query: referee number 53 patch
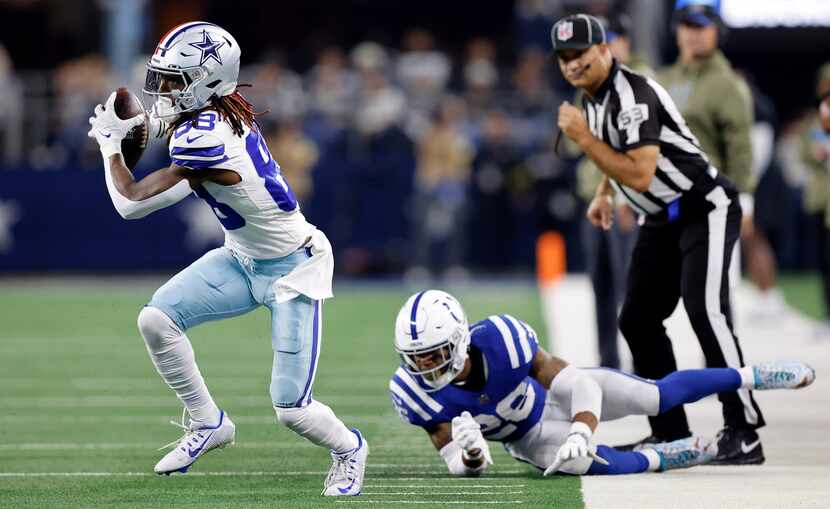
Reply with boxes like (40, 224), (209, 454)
(618, 104), (649, 130)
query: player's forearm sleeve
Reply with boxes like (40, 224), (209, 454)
(104, 157), (191, 220)
(439, 441), (488, 477)
(551, 365), (603, 421)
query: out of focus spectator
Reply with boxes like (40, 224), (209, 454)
(658, 1), (785, 319)
(798, 63), (830, 338)
(513, 0), (563, 51)
(327, 42), (414, 274)
(351, 42), (406, 137)
(241, 54), (306, 132)
(266, 120), (319, 206)
(305, 46), (358, 145)
(409, 95), (474, 280)
(469, 109), (523, 270)
(462, 38), (501, 123)
(0, 44), (23, 165)
(53, 54), (113, 169)
(507, 48), (556, 153)
(396, 28), (451, 139)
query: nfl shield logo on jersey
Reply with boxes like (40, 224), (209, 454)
(557, 21), (573, 41)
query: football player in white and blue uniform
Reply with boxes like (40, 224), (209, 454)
(389, 290), (815, 476)
(87, 22), (366, 496)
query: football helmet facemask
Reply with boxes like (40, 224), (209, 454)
(394, 290), (471, 392)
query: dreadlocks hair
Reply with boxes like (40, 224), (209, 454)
(167, 84), (267, 138)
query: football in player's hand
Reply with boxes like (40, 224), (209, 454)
(113, 87), (148, 168)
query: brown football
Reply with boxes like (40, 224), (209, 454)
(113, 87), (148, 169)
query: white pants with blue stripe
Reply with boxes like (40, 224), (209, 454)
(504, 368), (659, 473)
(148, 246), (322, 408)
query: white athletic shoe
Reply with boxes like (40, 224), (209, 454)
(322, 429), (368, 496)
(154, 409), (235, 475)
(644, 436), (717, 471)
(752, 362), (815, 390)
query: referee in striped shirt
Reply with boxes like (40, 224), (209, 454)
(552, 13), (764, 463)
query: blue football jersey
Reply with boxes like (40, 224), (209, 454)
(389, 314), (546, 443)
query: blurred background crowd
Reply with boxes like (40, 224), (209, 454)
(0, 0), (828, 297)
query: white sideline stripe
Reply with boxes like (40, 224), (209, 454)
(395, 368), (443, 413)
(337, 501), (524, 505)
(503, 314), (532, 363)
(369, 485), (526, 488)
(488, 315), (519, 368)
(389, 379), (432, 421)
(363, 491), (525, 496)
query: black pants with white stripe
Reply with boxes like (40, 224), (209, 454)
(618, 180), (765, 438)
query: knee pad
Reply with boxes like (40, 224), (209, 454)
(137, 306), (182, 351)
(270, 376), (304, 408)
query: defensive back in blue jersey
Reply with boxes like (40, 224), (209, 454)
(389, 314), (547, 443)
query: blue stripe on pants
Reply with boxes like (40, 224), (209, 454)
(657, 368), (741, 414)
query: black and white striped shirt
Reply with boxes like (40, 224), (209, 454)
(581, 59), (718, 217)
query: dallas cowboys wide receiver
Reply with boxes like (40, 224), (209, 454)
(87, 22), (367, 496)
(389, 290), (815, 476)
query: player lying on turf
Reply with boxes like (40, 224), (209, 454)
(388, 290), (815, 476)
(86, 22), (366, 495)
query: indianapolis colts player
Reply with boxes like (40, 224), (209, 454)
(87, 22), (366, 496)
(389, 290), (815, 476)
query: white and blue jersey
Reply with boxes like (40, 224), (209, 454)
(389, 315), (546, 443)
(169, 111), (314, 259)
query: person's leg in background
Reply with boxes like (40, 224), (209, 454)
(618, 222), (690, 445)
(814, 213), (830, 338)
(583, 218), (620, 369)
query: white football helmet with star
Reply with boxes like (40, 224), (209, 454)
(144, 21), (241, 120)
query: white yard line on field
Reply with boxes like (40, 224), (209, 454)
(0, 471), (531, 478)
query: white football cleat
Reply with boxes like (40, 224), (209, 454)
(322, 429), (369, 496)
(154, 409), (235, 475)
(643, 436), (717, 471)
(752, 362), (815, 390)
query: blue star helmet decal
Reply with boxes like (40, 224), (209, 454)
(189, 30), (225, 66)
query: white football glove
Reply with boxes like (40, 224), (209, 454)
(543, 425), (608, 476)
(451, 411), (493, 465)
(87, 92), (145, 159)
(147, 111), (169, 140)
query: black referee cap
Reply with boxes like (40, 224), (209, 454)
(551, 14), (607, 52)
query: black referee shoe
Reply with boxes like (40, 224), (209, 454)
(709, 427), (765, 465)
(615, 433), (692, 452)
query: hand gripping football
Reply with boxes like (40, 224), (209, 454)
(113, 87), (148, 168)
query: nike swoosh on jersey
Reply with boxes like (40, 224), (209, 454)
(102, 133), (112, 138)
(740, 439), (761, 454)
(186, 134), (205, 143)
(187, 431), (215, 458)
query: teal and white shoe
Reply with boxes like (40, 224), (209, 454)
(645, 436), (717, 471)
(752, 362), (815, 390)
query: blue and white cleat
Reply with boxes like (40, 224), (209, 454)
(154, 409), (235, 475)
(752, 362), (815, 390)
(645, 436), (717, 471)
(322, 429), (369, 496)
